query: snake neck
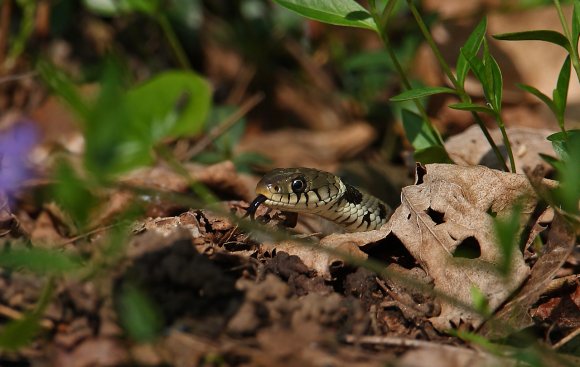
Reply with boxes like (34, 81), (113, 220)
(312, 182), (391, 232)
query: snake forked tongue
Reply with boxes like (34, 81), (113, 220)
(246, 194), (267, 220)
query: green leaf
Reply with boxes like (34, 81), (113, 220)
(401, 109), (451, 163)
(457, 18), (487, 88)
(539, 153), (561, 170)
(117, 284), (163, 342)
(460, 47), (485, 87)
(493, 30), (570, 52)
(449, 102), (495, 115)
(493, 203), (522, 276)
(481, 39), (502, 112)
(0, 248), (82, 275)
(517, 83), (556, 114)
(557, 132), (580, 214)
(125, 71), (211, 140)
(489, 54), (503, 112)
(272, 0), (376, 31)
(84, 62), (152, 178)
(546, 130), (580, 215)
(414, 146), (453, 164)
(547, 129), (580, 162)
(390, 86), (457, 101)
(0, 314), (41, 350)
(553, 56), (571, 121)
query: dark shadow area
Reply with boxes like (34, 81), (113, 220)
(361, 232), (418, 270)
(114, 238), (244, 337)
(426, 207), (445, 225)
(453, 236), (481, 259)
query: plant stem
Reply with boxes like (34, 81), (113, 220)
(406, 0), (510, 171)
(554, 0), (580, 85)
(495, 113), (516, 173)
(407, 1), (460, 91)
(369, 0), (445, 146)
(156, 14), (191, 70)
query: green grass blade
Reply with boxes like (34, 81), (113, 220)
(553, 56), (571, 123)
(517, 83), (556, 114)
(457, 18), (487, 88)
(390, 86), (457, 101)
(0, 248), (83, 275)
(493, 30), (570, 51)
(449, 102), (495, 116)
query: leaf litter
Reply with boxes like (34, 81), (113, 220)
(1, 153), (578, 366)
(1, 3), (579, 365)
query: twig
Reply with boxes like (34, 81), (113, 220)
(184, 92), (264, 159)
(57, 223), (120, 246)
(0, 70), (38, 84)
(553, 327), (580, 350)
(0, 304), (53, 329)
(344, 334), (461, 351)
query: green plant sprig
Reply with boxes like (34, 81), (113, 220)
(368, 0), (446, 149)
(402, 2), (513, 172)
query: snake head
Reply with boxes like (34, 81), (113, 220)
(253, 167), (343, 211)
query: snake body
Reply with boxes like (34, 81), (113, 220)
(248, 168), (392, 232)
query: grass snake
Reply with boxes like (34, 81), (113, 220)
(247, 168), (393, 232)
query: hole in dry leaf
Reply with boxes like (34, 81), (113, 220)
(486, 206), (497, 218)
(361, 233), (417, 269)
(425, 207), (445, 225)
(453, 236), (481, 259)
(415, 163), (427, 185)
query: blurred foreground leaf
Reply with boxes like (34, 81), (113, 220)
(126, 71), (211, 140)
(493, 203), (522, 276)
(117, 284), (163, 342)
(390, 86), (456, 101)
(0, 248), (82, 275)
(0, 314), (41, 350)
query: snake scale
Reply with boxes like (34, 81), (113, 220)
(247, 168), (393, 232)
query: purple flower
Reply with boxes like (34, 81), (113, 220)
(0, 121), (39, 197)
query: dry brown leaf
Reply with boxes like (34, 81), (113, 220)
(445, 126), (556, 172)
(389, 164), (539, 330)
(122, 161), (254, 201)
(52, 337), (129, 367)
(397, 345), (515, 367)
(315, 164), (548, 331)
(264, 238), (368, 280)
(237, 123), (375, 171)
(479, 214), (576, 338)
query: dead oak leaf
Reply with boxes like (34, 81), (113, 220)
(323, 164), (544, 331)
(387, 163), (540, 330)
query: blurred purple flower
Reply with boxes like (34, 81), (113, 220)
(0, 121), (39, 196)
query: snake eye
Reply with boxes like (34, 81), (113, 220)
(291, 178), (306, 193)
